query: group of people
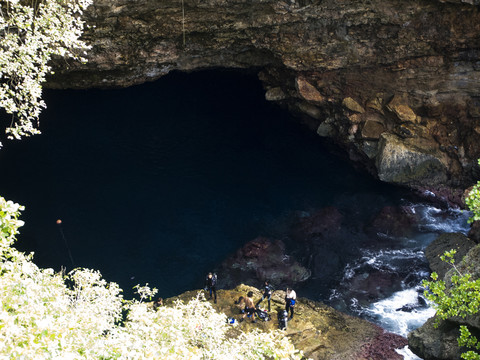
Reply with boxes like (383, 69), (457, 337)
(204, 273), (297, 324)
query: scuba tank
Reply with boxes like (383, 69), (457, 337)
(278, 310), (288, 330)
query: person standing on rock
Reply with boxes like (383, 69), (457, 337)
(239, 291), (257, 323)
(256, 280), (273, 312)
(205, 272), (217, 304)
(285, 287), (296, 320)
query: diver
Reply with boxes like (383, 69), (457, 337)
(256, 280), (273, 312)
(238, 291), (257, 323)
(205, 272), (217, 304)
(285, 287), (296, 320)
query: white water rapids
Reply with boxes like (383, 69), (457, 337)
(328, 201), (471, 360)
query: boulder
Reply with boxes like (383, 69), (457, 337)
(409, 244), (480, 359)
(296, 77), (325, 103)
(290, 207), (343, 242)
(408, 317), (465, 360)
(361, 120), (385, 140)
(387, 95), (418, 123)
(376, 133), (448, 187)
(216, 237), (311, 290)
(342, 97), (365, 113)
(289, 208), (358, 287)
(165, 284), (408, 360)
(425, 232), (476, 279)
(298, 101), (322, 120)
(317, 120), (336, 137)
(365, 205), (417, 238)
(265, 87), (286, 101)
(468, 221), (480, 243)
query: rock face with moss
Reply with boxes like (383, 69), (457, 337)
(48, 0), (480, 197)
(165, 284), (407, 360)
(408, 239), (480, 359)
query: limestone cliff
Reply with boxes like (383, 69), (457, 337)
(48, 0), (480, 197)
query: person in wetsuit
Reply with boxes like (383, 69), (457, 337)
(205, 272), (217, 304)
(256, 280), (273, 312)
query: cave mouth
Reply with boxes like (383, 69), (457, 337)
(0, 69), (456, 315)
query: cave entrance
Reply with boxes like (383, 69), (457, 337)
(0, 70), (465, 338)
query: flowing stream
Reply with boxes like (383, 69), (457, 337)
(0, 70), (470, 358)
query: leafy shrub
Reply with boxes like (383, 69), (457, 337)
(0, 0), (92, 146)
(423, 250), (480, 360)
(0, 196), (303, 359)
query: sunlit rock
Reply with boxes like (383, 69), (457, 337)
(166, 284), (408, 360)
(342, 97), (365, 114)
(376, 133), (448, 186)
(296, 77), (325, 103)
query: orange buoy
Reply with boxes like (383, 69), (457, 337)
(56, 219), (62, 225)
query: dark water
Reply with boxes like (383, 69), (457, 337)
(0, 70), (408, 299)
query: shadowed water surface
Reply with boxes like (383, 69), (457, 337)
(0, 70), (412, 299)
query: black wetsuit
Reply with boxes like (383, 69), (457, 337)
(205, 274), (217, 303)
(256, 283), (273, 311)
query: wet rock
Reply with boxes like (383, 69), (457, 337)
(166, 284), (408, 360)
(357, 331), (408, 360)
(409, 244), (480, 359)
(468, 221), (480, 243)
(289, 208), (357, 287)
(425, 232), (476, 279)
(365, 205), (416, 238)
(216, 237), (311, 290)
(408, 317), (465, 360)
(348, 270), (404, 303)
(290, 207), (343, 242)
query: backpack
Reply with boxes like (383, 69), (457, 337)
(256, 309), (269, 321)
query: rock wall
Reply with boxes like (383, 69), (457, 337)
(48, 0), (480, 196)
(409, 235), (480, 359)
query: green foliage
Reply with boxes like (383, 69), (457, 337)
(0, 0), (92, 147)
(465, 160), (480, 224)
(423, 249), (480, 359)
(0, 196), (305, 359)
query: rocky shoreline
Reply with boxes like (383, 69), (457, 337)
(164, 284), (408, 360)
(39, 0), (480, 357)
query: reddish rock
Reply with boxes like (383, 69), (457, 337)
(296, 77), (325, 103)
(217, 237), (311, 289)
(357, 327), (408, 360)
(365, 206), (416, 238)
(291, 207), (343, 242)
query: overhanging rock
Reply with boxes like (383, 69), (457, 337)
(376, 133), (448, 187)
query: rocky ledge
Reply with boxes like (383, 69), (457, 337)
(408, 232), (480, 359)
(47, 0), (480, 198)
(164, 284), (408, 360)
